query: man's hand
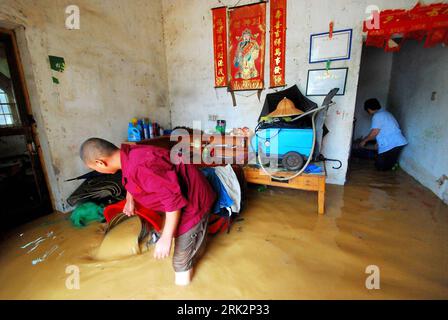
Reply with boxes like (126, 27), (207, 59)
(360, 128), (380, 149)
(154, 235), (172, 259)
(123, 192), (135, 217)
(360, 140), (367, 148)
(153, 210), (180, 259)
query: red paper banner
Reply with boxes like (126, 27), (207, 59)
(228, 2), (266, 91)
(363, 3), (448, 51)
(212, 7), (228, 88)
(269, 0), (287, 88)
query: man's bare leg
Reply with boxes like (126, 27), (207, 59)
(175, 268), (193, 286)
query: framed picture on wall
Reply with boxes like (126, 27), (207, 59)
(309, 29), (352, 63)
(306, 68), (348, 96)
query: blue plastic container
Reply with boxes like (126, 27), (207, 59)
(251, 128), (314, 158)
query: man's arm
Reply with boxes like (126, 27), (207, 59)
(154, 210), (181, 259)
(360, 128), (380, 147)
(123, 192), (135, 217)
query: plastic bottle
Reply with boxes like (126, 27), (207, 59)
(128, 122), (141, 142)
(152, 122), (158, 137)
(149, 121), (154, 139)
(143, 119), (150, 140)
(137, 119), (145, 138)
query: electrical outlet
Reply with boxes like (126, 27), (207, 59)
(437, 174), (448, 186)
(431, 91), (437, 101)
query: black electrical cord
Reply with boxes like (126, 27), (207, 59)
(315, 154), (342, 169)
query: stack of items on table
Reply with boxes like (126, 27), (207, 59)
(66, 165), (245, 234)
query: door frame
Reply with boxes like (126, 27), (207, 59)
(0, 27), (54, 211)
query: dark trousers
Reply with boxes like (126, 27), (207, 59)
(375, 146), (404, 171)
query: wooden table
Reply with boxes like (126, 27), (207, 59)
(125, 134), (250, 166)
(243, 164), (326, 215)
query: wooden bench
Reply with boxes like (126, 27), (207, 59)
(243, 164), (326, 215)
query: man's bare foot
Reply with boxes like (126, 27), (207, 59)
(175, 268), (193, 286)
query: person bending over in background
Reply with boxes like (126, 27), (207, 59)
(360, 98), (408, 171)
(79, 138), (216, 286)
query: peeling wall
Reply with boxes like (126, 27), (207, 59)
(388, 41), (448, 204)
(0, 0), (170, 211)
(161, 0), (417, 185)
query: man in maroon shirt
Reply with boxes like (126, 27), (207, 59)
(80, 138), (216, 285)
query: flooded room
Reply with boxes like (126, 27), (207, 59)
(0, 0), (447, 307)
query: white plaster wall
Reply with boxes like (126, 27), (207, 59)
(0, 0), (170, 211)
(162, 0), (417, 185)
(353, 46), (393, 140)
(388, 41), (448, 204)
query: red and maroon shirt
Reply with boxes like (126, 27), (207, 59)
(120, 144), (216, 237)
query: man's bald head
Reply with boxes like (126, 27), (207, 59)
(80, 138), (118, 164)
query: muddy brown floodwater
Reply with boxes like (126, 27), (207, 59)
(0, 162), (447, 299)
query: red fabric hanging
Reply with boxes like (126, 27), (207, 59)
(364, 3), (448, 52)
(424, 28), (448, 47)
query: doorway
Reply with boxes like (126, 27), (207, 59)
(349, 39), (447, 204)
(349, 44), (394, 171)
(0, 29), (52, 232)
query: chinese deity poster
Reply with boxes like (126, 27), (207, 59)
(228, 2), (266, 91)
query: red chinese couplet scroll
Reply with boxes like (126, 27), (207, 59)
(228, 2), (266, 91)
(270, 0), (287, 88)
(212, 7), (228, 88)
